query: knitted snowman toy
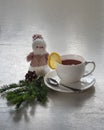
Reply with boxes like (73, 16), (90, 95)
(25, 34), (49, 81)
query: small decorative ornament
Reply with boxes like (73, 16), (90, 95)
(0, 34), (49, 110)
(25, 34), (49, 81)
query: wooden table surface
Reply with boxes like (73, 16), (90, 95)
(0, 0), (104, 130)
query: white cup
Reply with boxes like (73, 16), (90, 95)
(56, 54), (96, 86)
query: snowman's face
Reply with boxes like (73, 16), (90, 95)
(32, 39), (46, 55)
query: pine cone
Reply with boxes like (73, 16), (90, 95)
(25, 71), (37, 81)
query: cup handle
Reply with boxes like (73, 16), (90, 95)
(83, 61), (96, 77)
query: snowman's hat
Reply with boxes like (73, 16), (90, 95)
(32, 34), (43, 41)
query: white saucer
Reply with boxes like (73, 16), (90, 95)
(44, 70), (96, 93)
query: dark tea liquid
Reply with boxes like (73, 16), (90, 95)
(62, 59), (82, 65)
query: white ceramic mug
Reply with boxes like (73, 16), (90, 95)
(56, 54), (96, 86)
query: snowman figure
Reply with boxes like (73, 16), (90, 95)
(25, 34), (49, 81)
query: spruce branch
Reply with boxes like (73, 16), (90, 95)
(0, 76), (48, 109)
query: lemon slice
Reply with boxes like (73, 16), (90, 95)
(48, 52), (62, 69)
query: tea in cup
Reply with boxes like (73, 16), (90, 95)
(56, 54), (96, 86)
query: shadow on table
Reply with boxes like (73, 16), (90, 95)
(9, 101), (48, 123)
(47, 85), (96, 107)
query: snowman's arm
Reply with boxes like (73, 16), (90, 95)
(45, 53), (49, 60)
(27, 52), (34, 62)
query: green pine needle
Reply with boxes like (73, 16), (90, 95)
(0, 76), (48, 109)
